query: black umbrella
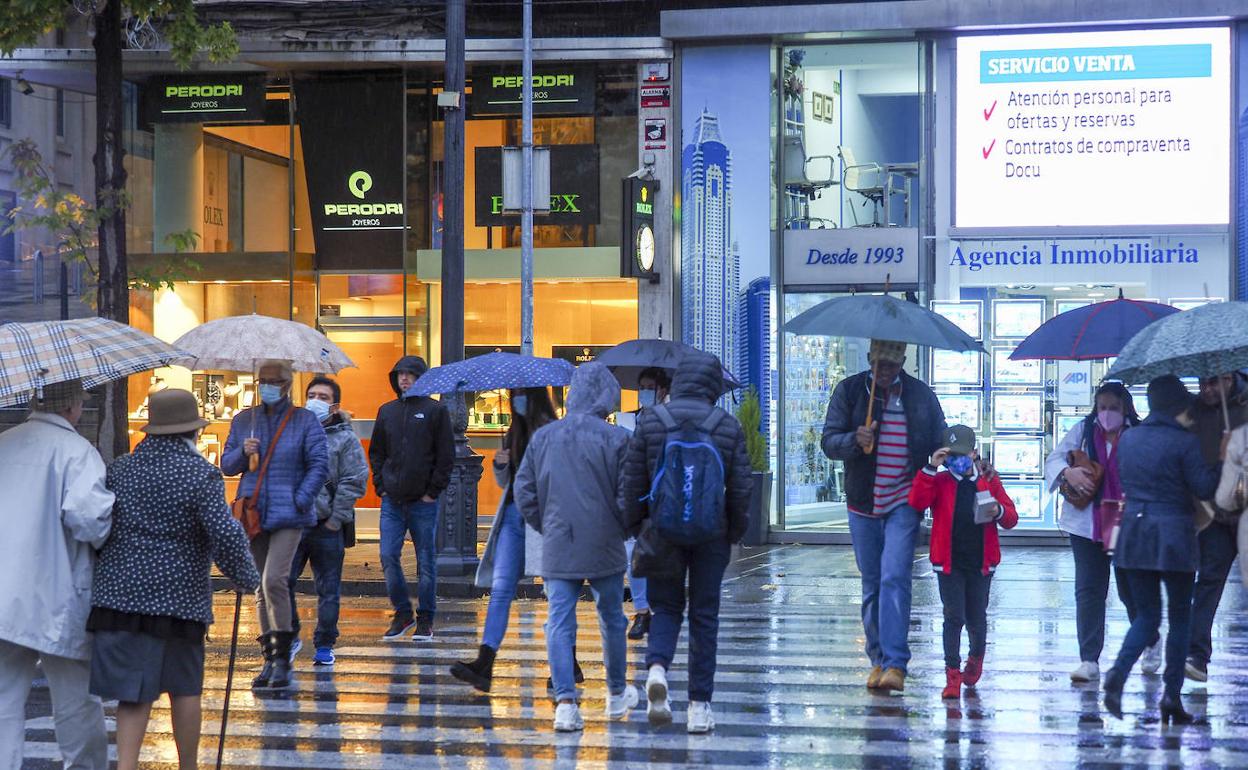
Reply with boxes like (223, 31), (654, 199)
(598, 338), (741, 394)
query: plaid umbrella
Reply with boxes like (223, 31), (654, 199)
(0, 317), (189, 408)
(171, 314), (355, 374)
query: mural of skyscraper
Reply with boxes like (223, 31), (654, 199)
(682, 109), (739, 373)
(737, 276), (772, 432)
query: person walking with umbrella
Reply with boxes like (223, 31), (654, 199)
(1103, 375), (1222, 724)
(88, 389), (260, 770)
(0, 380), (113, 770)
(1184, 371), (1248, 683)
(821, 339), (948, 693)
(221, 359), (329, 690)
(1045, 383), (1154, 683)
(371, 356), (455, 643)
(450, 386), (559, 692)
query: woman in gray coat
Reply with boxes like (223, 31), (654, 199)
(1103, 375), (1221, 724)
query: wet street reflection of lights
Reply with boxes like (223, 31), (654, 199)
(17, 544), (1248, 767)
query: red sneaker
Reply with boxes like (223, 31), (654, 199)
(962, 655), (983, 687)
(942, 667), (962, 700)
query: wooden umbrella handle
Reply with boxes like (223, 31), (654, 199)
(863, 363), (878, 455)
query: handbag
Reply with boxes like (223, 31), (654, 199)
(231, 408), (294, 540)
(631, 521), (682, 580)
(1060, 449), (1104, 510)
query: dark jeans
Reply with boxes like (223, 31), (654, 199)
(645, 538), (732, 703)
(379, 497), (439, 619)
(936, 568), (992, 670)
(1110, 568), (1196, 698)
(1189, 521), (1238, 668)
(1069, 534), (1151, 663)
(287, 522), (346, 649)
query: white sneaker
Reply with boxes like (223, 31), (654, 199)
(687, 701), (715, 734)
(289, 638), (303, 662)
(606, 685), (640, 719)
(1069, 661), (1099, 683)
(553, 702), (584, 732)
(1141, 643), (1162, 675)
(646, 665), (672, 727)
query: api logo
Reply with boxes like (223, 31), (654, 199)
(1062, 371), (1089, 384)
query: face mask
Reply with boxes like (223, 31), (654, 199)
(1097, 409), (1124, 432)
(259, 384), (284, 406)
(511, 395), (528, 416)
(947, 454), (974, 476)
(305, 398), (332, 423)
(638, 389), (657, 408)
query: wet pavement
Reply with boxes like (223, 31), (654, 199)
(21, 543), (1248, 768)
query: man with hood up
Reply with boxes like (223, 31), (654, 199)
(514, 361), (638, 732)
(621, 349), (753, 734)
(370, 356), (455, 642)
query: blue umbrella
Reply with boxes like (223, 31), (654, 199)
(1010, 295), (1179, 361)
(405, 351), (574, 396)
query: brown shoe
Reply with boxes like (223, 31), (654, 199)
(866, 666), (884, 689)
(878, 667), (906, 692)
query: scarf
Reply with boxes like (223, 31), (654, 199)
(1091, 422), (1125, 545)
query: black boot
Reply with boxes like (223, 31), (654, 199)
(546, 654), (586, 691)
(1160, 692), (1196, 725)
(268, 632), (294, 689)
(1103, 668), (1125, 720)
(251, 635), (274, 689)
(450, 645), (496, 693)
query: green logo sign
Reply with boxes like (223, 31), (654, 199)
(348, 171), (372, 200)
(489, 194), (582, 215)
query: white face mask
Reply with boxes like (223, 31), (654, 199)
(305, 398), (332, 423)
(638, 389), (657, 408)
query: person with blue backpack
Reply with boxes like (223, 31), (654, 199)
(621, 348), (753, 733)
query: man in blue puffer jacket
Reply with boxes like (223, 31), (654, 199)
(222, 359), (328, 690)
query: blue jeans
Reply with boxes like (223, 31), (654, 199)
(287, 522), (346, 648)
(645, 538), (732, 702)
(1189, 521), (1237, 668)
(1069, 533), (1149, 663)
(1110, 568), (1195, 698)
(545, 574), (628, 702)
(848, 505), (920, 672)
(482, 503), (525, 650)
(624, 538), (649, 613)
(380, 497), (439, 619)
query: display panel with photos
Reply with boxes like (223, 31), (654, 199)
(992, 299), (1045, 338)
(993, 392), (1044, 431)
(992, 347), (1043, 386)
(937, 393), (981, 430)
(932, 349), (981, 386)
(1054, 300), (1091, 316)
(1002, 481), (1045, 522)
(992, 437), (1044, 476)
(930, 300), (982, 340)
(1055, 412), (1085, 443)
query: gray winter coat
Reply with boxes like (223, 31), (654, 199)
(314, 414), (369, 528)
(514, 362), (629, 580)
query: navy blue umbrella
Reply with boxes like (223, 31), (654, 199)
(1009, 296), (1179, 361)
(405, 351), (574, 396)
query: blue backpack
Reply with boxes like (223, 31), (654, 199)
(644, 404), (728, 546)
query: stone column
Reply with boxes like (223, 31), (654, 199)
(153, 124), (203, 251)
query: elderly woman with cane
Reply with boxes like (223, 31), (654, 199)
(89, 389), (260, 770)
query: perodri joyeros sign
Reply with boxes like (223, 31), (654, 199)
(145, 74), (266, 123)
(321, 170), (404, 223)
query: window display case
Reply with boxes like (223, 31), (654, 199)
(937, 392), (981, 430)
(930, 300), (982, 340)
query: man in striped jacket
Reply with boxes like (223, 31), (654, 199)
(821, 339), (947, 694)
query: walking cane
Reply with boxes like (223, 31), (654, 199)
(216, 590), (243, 770)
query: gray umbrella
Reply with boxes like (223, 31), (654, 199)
(597, 338), (741, 393)
(1106, 301), (1248, 384)
(784, 294), (985, 353)
(1107, 301), (1248, 429)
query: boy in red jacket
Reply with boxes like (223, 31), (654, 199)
(909, 425), (1018, 700)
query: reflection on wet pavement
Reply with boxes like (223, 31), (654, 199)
(21, 544), (1248, 767)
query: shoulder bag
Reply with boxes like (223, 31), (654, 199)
(1060, 449), (1104, 510)
(231, 408), (294, 540)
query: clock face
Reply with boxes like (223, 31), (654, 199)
(635, 225), (655, 272)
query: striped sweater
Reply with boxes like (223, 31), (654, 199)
(849, 389), (911, 517)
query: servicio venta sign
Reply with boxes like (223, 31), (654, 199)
(145, 74), (266, 123)
(783, 228), (920, 288)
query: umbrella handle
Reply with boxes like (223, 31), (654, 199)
(863, 363), (878, 455)
(1222, 386), (1232, 433)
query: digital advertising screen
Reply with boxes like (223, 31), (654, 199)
(955, 27), (1230, 228)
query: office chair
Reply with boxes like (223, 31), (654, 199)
(838, 145), (886, 227)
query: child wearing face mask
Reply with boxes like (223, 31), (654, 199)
(908, 425), (1018, 701)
